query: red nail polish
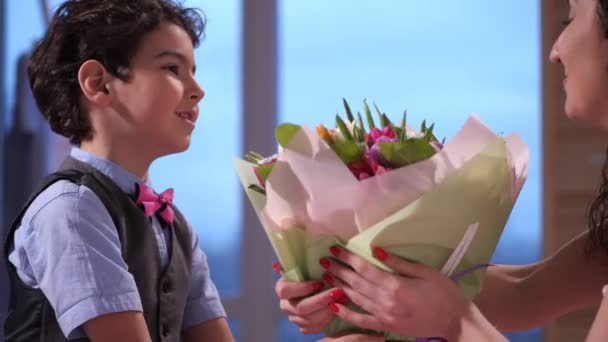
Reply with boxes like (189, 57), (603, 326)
(329, 288), (345, 301)
(373, 247), (388, 261)
(319, 258), (330, 269)
(337, 295), (349, 305)
(311, 281), (324, 292)
(272, 261), (283, 274)
(329, 246), (341, 257)
(322, 273), (334, 286)
(328, 303), (339, 313)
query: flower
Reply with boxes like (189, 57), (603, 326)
(316, 125), (333, 145)
(365, 126), (397, 147)
(431, 141), (444, 152)
(364, 152), (392, 175)
(405, 126), (424, 139)
(334, 120), (357, 141)
(366, 136), (392, 166)
(348, 161), (373, 180)
(364, 126), (398, 168)
(347, 152), (394, 181)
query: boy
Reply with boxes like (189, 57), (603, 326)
(3, 1), (234, 341)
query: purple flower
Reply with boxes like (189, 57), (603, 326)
(431, 141), (444, 152)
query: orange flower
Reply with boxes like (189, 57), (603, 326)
(316, 124), (333, 144)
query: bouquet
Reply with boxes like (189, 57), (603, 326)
(234, 99), (530, 340)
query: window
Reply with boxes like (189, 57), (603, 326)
(278, 1), (541, 341)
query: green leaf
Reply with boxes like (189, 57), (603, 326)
(373, 102), (383, 116)
(248, 184), (266, 195)
(374, 103), (387, 127)
(342, 98), (355, 122)
(250, 151), (264, 159)
(336, 115), (354, 141)
(393, 126), (403, 139)
(276, 123), (301, 148)
(424, 123), (435, 142)
(245, 151), (264, 163)
(399, 110), (407, 142)
(380, 113), (392, 128)
(364, 101), (376, 130)
(257, 163), (275, 184)
(333, 140), (365, 164)
(421, 120), (427, 133)
(357, 112), (366, 142)
(377, 140), (437, 168)
(245, 154), (259, 163)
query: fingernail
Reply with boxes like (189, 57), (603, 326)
(328, 303), (339, 313)
(322, 273), (334, 286)
(329, 246), (341, 257)
(373, 247), (388, 261)
(312, 281), (324, 292)
(319, 258), (330, 269)
(337, 295), (349, 305)
(272, 261), (283, 274)
(329, 288), (345, 301)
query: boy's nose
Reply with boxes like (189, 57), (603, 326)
(189, 83), (205, 102)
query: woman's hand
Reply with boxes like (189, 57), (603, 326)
(275, 273), (336, 334)
(320, 246), (472, 339)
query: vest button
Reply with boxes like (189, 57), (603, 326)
(162, 323), (169, 337)
(162, 280), (171, 293)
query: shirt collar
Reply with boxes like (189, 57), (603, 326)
(69, 147), (153, 195)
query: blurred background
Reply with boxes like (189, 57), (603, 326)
(0, 0), (598, 341)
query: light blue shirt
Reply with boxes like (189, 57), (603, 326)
(8, 147), (226, 339)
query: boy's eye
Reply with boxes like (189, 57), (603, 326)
(163, 64), (180, 75)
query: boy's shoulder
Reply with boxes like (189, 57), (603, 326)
(20, 179), (106, 230)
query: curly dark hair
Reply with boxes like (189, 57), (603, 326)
(28, 0), (206, 145)
(586, 1), (608, 255)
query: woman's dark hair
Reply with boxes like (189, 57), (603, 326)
(587, 1), (608, 256)
(600, 0), (608, 37)
(28, 0), (206, 144)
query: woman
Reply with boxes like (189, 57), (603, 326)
(275, 0), (608, 340)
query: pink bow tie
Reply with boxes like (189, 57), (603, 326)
(135, 183), (175, 226)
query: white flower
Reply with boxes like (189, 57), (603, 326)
(405, 126), (424, 139)
(334, 120), (357, 141)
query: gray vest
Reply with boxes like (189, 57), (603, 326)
(4, 157), (193, 342)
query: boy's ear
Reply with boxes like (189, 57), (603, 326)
(77, 60), (113, 106)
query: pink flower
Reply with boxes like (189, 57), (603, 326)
(348, 153), (395, 181)
(431, 141), (444, 152)
(365, 153), (392, 175)
(348, 161), (373, 181)
(365, 126), (397, 147)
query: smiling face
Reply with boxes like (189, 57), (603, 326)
(550, 0), (608, 128)
(109, 21), (204, 157)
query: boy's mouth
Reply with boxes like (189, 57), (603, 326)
(176, 109), (198, 125)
